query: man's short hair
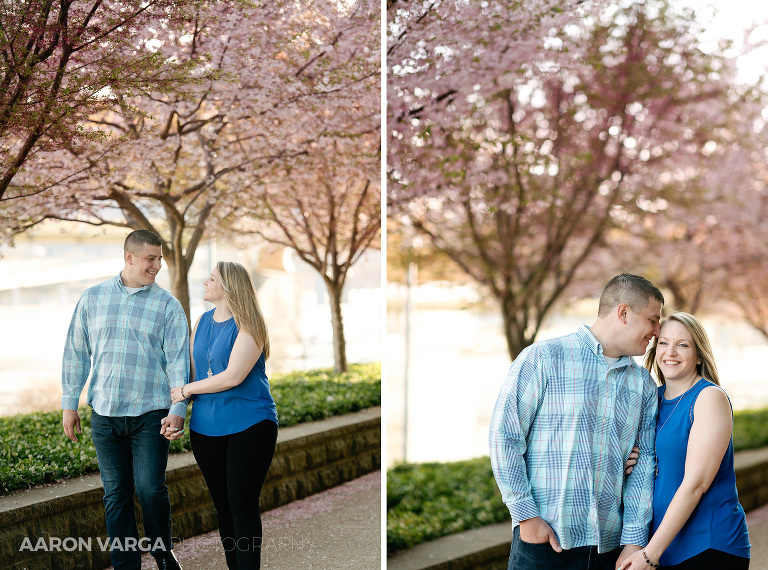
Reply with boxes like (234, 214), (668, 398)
(124, 229), (162, 253)
(597, 274), (664, 317)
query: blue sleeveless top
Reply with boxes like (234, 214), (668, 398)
(189, 309), (278, 436)
(652, 379), (750, 565)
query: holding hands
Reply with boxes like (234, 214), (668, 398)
(160, 414), (185, 441)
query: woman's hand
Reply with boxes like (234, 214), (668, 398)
(171, 386), (186, 404)
(160, 415), (185, 441)
(625, 446), (640, 475)
(617, 549), (654, 570)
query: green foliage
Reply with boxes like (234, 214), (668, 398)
(386, 408), (768, 554)
(733, 407), (768, 451)
(0, 410), (100, 497)
(270, 362), (381, 427)
(0, 363), (380, 496)
(386, 457), (509, 554)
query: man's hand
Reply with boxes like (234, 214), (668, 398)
(63, 409), (82, 442)
(160, 413), (185, 441)
(616, 544), (643, 570)
(519, 516), (562, 552)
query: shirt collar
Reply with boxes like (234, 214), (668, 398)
(577, 325), (602, 356)
(115, 273), (151, 295)
(577, 325), (630, 365)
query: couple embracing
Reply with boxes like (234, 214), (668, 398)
(490, 274), (751, 569)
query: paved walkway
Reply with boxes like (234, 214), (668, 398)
(123, 471), (381, 570)
(747, 500), (768, 569)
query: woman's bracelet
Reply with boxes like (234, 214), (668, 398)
(642, 550), (659, 568)
(181, 384), (187, 399)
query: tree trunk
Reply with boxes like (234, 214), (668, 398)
(324, 278), (348, 373)
(163, 254), (191, 328)
(500, 294), (535, 361)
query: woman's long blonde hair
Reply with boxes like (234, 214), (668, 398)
(644, 311), (719, 386)
(216, 261), (270, 360)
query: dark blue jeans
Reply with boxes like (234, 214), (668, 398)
(508, 526), (622, 570)
(91, 409), (173, 570)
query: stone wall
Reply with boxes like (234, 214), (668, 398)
(0, 407), (380, 570)
(733, 446), (768, 513)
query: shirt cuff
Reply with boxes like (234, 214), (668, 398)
(620, 524), (649, 547)
(61, 396), (80, 410)
(507, 497), (540, 524)
(169, 401), (187, 418)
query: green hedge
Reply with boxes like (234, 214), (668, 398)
(733, 406), (768, 451)
(387, 457), (509, 554)
(0, 362), (380, 496)
(387, 407), (768, 554)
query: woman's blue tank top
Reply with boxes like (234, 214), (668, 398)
(652, 378), (750, 565)
(190, 309), (278, 436)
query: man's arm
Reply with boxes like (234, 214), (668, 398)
(163, 299), (191, 421)
(61, 296), (91, 442)
(620, 379), (658, 547)
(489, 345), (548, 527)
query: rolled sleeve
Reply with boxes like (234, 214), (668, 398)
(620, 379), (658, 546)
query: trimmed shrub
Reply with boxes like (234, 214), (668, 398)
(0, 362), (380, 496)
(387, 457), (508, 554)
(733, 407), (768, 451)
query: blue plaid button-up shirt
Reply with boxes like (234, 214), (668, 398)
(489, 325), (657, 552)
(62, 274), (190, 418)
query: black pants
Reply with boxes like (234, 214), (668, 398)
(664, 549), (749, 569)
(191, 420), (278, 570)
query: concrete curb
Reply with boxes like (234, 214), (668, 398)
(1, 407), (381, 570)
(387, 523), (510, 570)
(387, 445), (768, 570)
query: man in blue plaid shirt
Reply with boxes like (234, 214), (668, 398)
(490, 274), (664, 570)
(62, 230), (189, 570)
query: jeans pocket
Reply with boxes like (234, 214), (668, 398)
(519, 536), (551, 546)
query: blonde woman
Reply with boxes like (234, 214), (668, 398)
(171, 261), (277, 570)
(619, 312), (749, 569)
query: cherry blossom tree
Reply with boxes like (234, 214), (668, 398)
(236, 136), (381, 373)
(629, 103), (768, 328)
(389, 0), (752, 359)
(2, 0), (380, 322)
(716, 110), (768, 337)
(0, 0), (198, 202)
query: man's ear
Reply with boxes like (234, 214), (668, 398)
(617, 303), (629, 323)
(124, 250), (132, 265)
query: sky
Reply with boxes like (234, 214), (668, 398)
(678, 0), (768, 83)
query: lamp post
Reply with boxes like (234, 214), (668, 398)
(403, 260), (417, 462)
